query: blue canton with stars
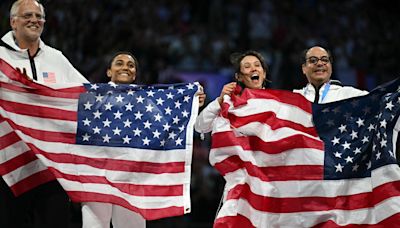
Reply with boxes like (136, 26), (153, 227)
(312, 79), (400, 180)
(76, 82), (198, 150)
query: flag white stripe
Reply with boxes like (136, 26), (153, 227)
(0, 107), (77, 133)
(219, 196), (400, 227)
(0, 120), (13, 137)
(222, 164), (400, 198)
(37, 154), (189, 185)
(4, 147), (189, 187)
(17, 132), (188, 163)
(2, 159), (47, 186)
(231, 122), (320, 142)
(227, 98), (314, 127)
(0, 141), (30, 164)
(212, 116), (319, 143)
(371, 163), (400, 188)
(210, 146), (324, 167)
(59, 179), (185, 209)
(1, 87), (78, 111)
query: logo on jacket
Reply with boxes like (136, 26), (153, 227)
(43, 72), (56, 83)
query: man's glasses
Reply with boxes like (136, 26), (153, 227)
(14, 12), (45, 22)
(306, 56), (331, 65)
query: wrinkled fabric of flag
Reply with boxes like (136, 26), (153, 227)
(0, 59), (200, 220)
(211, 79), (400, 227)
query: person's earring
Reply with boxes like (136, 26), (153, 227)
(235, 73), (242, 82)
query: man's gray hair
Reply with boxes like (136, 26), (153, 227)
(10, 0), (45, 18)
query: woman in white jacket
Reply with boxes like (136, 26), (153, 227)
(194, 50), (269, 218)
(81, 52), (146, 228)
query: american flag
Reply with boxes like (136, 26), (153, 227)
(0, 59), (200, 220)
(211, 81), (400, 227)
(43, 72), (56, 83)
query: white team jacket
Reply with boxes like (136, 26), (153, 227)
(0, 31), (88, 83)
(293, 80), (368, 104)
(194, 98), (221, 134)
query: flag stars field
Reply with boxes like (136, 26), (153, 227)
(77, 83), (199, 150)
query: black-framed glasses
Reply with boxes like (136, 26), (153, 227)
(306, 56), (331, 65)
(14, 12), (45, 22)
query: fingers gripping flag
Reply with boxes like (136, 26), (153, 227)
(211, 80), (400, 227)
(0, 59), (200, 220)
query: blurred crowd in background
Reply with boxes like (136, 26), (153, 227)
(1, 0), (399, 227)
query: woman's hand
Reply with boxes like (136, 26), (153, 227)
(16, 67), (32, 81)
(197, 90), (206, 108)
(218, 82), (237, 105)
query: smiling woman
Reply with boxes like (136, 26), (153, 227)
(230, 50), (269, 90)
(107, 51), (139, 84)
(194, 50), (270, 135)
(81, 51), (147, 228)
(193, 50), (270, 221)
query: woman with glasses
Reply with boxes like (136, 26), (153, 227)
(293, 46), (368, 103)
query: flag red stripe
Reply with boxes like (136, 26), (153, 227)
(68, 191), (184, 220)
(0, 128), (51, 196)
(212, 131), (324, 153)
(30, 144), (185, 174)
(0, 131), (20, 150)
(312, 213), (400, 227)
(0, 150), (36, 175)
(1, 98), (77, 121)
(228, 111), (319, 137)
(226, 182), (400, 212)
(214, 214), (256, 228)
(49, 168), (183, 196)
(0, 79), (85, 99)
(0, 59), (39, 87)
(3, 116), (76, 143)
(214, 155), (324, 181)
(372, 180), (400, 204)
(248, 164), (324, 181)
(9, 169), (55, 196)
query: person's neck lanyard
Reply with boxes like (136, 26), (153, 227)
(319, 82), (330, 103)
(304, 82), (331, 103)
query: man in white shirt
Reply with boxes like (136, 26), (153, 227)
(0, 0), (88, 84)
(293, 46), (368, 104)
(0, 1), (88, 227)
(294, 46), (399, 165)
